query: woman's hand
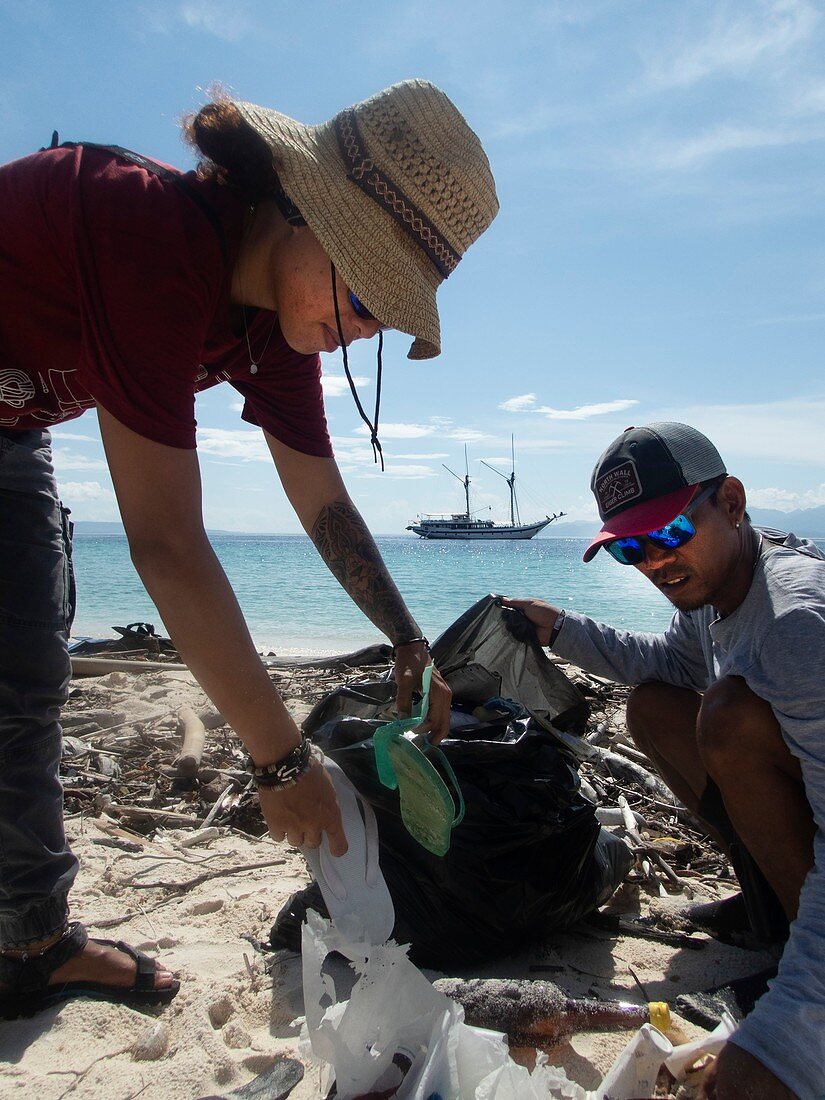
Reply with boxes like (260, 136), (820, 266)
(498, 596), (563, 648)
(258, 760), (348, 854)
(394, 642), (452, 745)
(700, 1042), (796, 1099)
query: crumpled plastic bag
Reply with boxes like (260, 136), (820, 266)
(299, 911), (579, 1100)
(299, 910), (738, 1099)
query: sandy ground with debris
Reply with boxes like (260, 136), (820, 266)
(0, 662), (776, 1100)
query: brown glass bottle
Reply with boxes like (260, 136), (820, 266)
(433, 977), (670, 1043)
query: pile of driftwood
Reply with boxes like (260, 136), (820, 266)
(61, 646), (732, 911)
(61, 645), (393, 836)
(557, 658), (732, 907)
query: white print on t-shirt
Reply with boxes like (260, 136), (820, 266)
(194, 364), (232, 392)
(32, 368), (94, 421)
(0, 369), (35, 410)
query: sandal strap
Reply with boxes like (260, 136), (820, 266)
(0, 922), (88, 993)
(89, 937), (159, 992)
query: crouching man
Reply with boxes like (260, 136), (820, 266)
(503, 422), (824, 1100)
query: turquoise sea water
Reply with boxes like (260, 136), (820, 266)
(71, 534), (683, 656)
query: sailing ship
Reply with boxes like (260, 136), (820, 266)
(407, 440), (565, 541)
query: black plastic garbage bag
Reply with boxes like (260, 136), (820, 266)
(287, 595), (629, 969)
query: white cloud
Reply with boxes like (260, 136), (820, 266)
(654, 395), (825, 466)
(179, 0), (253, 41)
(196, 428), (269, 462)
(60, 481), (114, 502)
(512, 438), (576, 452)
(229, 400), (245, 413)
(322, 374), (370, 398)
(538, 399), (639, 420)
(392, 453), (451, 460)
(52, 448), (108, 472)
(745, 484), (825, 511)
(643, 1), (819, 91)
(354, 423), (433, 439)
(643, 123), (819, 172)
(357, 464), (437, 480)
(748, 310), (825, 326)
(59, 481), (118, 522)
(500, 393), (537, 412)
(447, 427), (491, 443)
(50, 431), (98, 443)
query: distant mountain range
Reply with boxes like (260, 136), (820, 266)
(545, 505), (825, 540)
(73, 507), (825, 540)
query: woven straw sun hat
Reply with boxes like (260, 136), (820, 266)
(232, 79), (498, 359)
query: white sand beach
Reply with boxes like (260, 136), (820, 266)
(0, 663), (775, 1100)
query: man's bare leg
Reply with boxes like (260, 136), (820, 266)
(626, 682), (707, 814)
(698, 676), (815, 921)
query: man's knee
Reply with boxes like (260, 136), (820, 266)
(626, 681), (700, 749)
(627, 682), (671, 728)
(697, 676), (779, 767)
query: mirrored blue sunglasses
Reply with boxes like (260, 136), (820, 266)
(605, 484), (718, 565)
(348, 290), (378, 323)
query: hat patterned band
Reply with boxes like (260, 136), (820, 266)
(333, 110), (461, 280)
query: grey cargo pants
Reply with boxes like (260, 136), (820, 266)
(0, 428), (78, 945)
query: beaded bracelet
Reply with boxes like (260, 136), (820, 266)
(247, 737), (314, 790)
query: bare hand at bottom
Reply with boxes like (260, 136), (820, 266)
(258, 759), (348, 855)
(700, 1041), (796, 1100)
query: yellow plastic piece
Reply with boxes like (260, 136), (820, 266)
(648, 1001), (671, 1033)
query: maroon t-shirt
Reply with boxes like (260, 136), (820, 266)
(0, 145), (333, 456)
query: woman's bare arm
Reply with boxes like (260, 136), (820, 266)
(265, 432), (451, 740)
(97, 406), (346, 851)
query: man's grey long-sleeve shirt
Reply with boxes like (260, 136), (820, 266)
(552, 529), (825, 1100)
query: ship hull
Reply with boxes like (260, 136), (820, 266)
(407, 518), (552, 540)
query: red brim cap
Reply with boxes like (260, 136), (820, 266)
(583, 484), (698, 563)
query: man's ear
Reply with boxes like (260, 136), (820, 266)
(716, 476), (747, 526)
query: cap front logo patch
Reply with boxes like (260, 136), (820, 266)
(596, 460), (642, 515)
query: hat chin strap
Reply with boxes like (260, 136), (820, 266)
(330, 262), (384, 471)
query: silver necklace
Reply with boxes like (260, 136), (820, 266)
(239, 204), (277, 375)
(241, 304), (277, 375)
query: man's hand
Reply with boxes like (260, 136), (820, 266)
(498, 596), (563, 648)
(700, 1041), (797, 1100)
(394, 642), (452, 744)
(258, 760), (348, 854)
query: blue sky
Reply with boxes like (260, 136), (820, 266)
(3, 0), (824, 533)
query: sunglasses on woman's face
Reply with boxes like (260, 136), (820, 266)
(348, 290), (379, 323)
(605, 484), (718, 566)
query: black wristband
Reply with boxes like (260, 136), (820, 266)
(391, 635), (429, 658)
(548, 610), (566, 647)
(248, 737), (314, 789)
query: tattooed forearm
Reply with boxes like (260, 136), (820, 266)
(311, 500), (419, 643)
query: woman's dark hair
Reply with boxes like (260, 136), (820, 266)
(182, 99), (281, 202)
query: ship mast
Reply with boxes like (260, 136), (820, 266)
(443, 445), (471, 519)
(481, 435), (521, 526)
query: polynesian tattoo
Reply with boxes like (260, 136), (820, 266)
(311, 500), (419, 644)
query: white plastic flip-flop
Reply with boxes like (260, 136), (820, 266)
(301, 757), (395, 946)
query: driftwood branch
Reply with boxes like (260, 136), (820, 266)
(125, 857), (287, 893)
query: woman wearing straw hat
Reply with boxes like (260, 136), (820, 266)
(0, 80), (498, 1014)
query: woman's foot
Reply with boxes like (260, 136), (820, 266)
(43, 939), (175, 990)
(0, 924), (177, 1011)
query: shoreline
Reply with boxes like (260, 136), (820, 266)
(69, 626), (383, 661)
